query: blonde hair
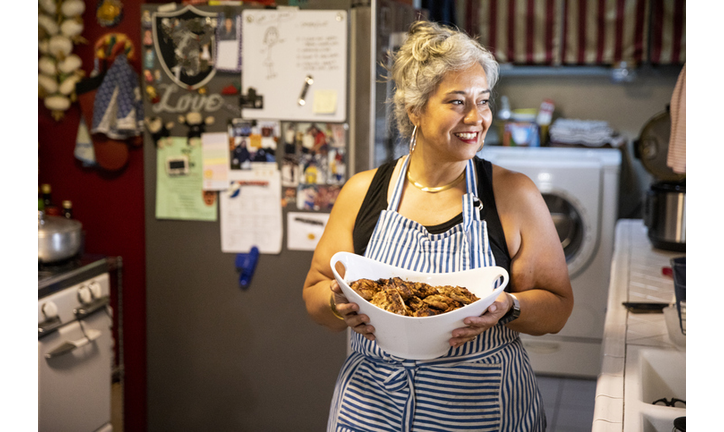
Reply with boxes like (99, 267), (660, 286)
(388, 21), (499, 139)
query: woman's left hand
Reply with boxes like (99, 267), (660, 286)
(448, 292), (512, 348)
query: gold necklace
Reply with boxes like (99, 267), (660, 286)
(406, 169), (466, 193)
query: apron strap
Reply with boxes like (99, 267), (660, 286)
(464, 157), (479, 198)
(387, 156), (409, 211)
(462, 159), (483, 226)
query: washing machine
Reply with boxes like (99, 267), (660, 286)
(480, 146), (621, 378)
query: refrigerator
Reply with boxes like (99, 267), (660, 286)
(142, 1), (418, 430)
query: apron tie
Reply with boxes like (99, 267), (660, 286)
(376, 359), (418, 432)
(368, 343), (512, 432)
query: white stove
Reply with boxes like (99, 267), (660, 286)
(38, 256), (114, 432)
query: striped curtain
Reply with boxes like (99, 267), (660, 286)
(465, 0), (563, 65)
(458, 0), (685, 66)
(649, 0), (686, 64)
(562, 0), (649, 65)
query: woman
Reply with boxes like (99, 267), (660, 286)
(303, 21), (572, 432)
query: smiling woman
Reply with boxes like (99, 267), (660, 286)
(303, 20), (572, 432)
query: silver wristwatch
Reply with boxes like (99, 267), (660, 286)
(499, 293), (520, 325)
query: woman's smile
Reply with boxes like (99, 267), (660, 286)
(453, 131), (481, 143)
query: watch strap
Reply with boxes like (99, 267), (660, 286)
(499, 292), (520, 325)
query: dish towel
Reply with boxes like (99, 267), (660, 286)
(74, 117), (96, 166)
(91, 55), (144, 140)
(667, 64), (686, 174)
(549, 118), (625, 147)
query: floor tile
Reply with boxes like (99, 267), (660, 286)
(559, 378), (597, 408)
(536, 375), (562, 430)
(537, 375), (562, 405)
(555, 405), (595, 430)
(536, 375), (596, 431)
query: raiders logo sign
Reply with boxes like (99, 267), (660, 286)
(152, 5), (218, 90)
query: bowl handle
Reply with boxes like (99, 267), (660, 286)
(329, 252), (348, 284)
(493, 270), (510, 291)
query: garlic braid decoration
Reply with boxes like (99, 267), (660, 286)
(38, 0), (87, 121)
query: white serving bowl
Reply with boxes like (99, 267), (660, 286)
(330, 251), (509, 360)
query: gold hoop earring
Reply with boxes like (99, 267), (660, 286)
(409, 125), (418, 154)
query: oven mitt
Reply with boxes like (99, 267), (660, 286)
(91, 55), (144, 141)
(76, 72), (129, 171)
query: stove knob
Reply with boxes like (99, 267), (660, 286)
(41, 301), (58, 319)
(77, 285), (93, 304)
(88, 280), (103, 299)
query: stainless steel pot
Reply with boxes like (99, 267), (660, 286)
(635, 108), (686, 252)
(38, 211), (83, 263)
(644, 182), (685, 252)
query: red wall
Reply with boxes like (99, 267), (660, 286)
(38, 2), (147, 430)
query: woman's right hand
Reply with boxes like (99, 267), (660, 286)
(330, 280), (376, 341)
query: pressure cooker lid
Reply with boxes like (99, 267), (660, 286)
(651, 180), (685, 193)
(636, 109), (686, 182)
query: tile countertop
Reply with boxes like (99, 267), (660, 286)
(592, 219), (685, 432)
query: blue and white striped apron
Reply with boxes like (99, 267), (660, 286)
(328, 156), (546, 432)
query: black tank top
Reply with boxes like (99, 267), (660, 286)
(352, 157), (512, 273)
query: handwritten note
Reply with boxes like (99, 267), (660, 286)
(219, 169), (282, 254)
(297, 34), (341, 72)
(241, 9), (347, 122)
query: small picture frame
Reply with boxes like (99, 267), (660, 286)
(215, 13), (242, 72)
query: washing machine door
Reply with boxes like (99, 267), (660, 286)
(541, 188), (596, 277)
(547, 194), (583, 257)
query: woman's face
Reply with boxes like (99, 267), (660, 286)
(410, 62), (493, 162)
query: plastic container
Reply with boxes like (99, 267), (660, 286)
(330, 252), (509, 360)
(670, 256), (686, 335)
(664, 304), (685, 347)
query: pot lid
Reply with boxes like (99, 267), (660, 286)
(38, 213), (82, 237)
(636, 110), (686, 182)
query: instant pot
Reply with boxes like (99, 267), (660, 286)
(634, 108), (686, 252)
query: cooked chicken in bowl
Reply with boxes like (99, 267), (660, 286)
(350, 277), (480, 317)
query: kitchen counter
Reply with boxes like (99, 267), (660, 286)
(592, 219), (685, 432)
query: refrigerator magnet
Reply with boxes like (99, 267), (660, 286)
(144, 48), (155, 69)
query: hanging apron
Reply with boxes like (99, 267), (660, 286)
(327, 157), (546, 432)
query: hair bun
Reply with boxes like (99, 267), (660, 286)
(407, 21), (455, 63)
